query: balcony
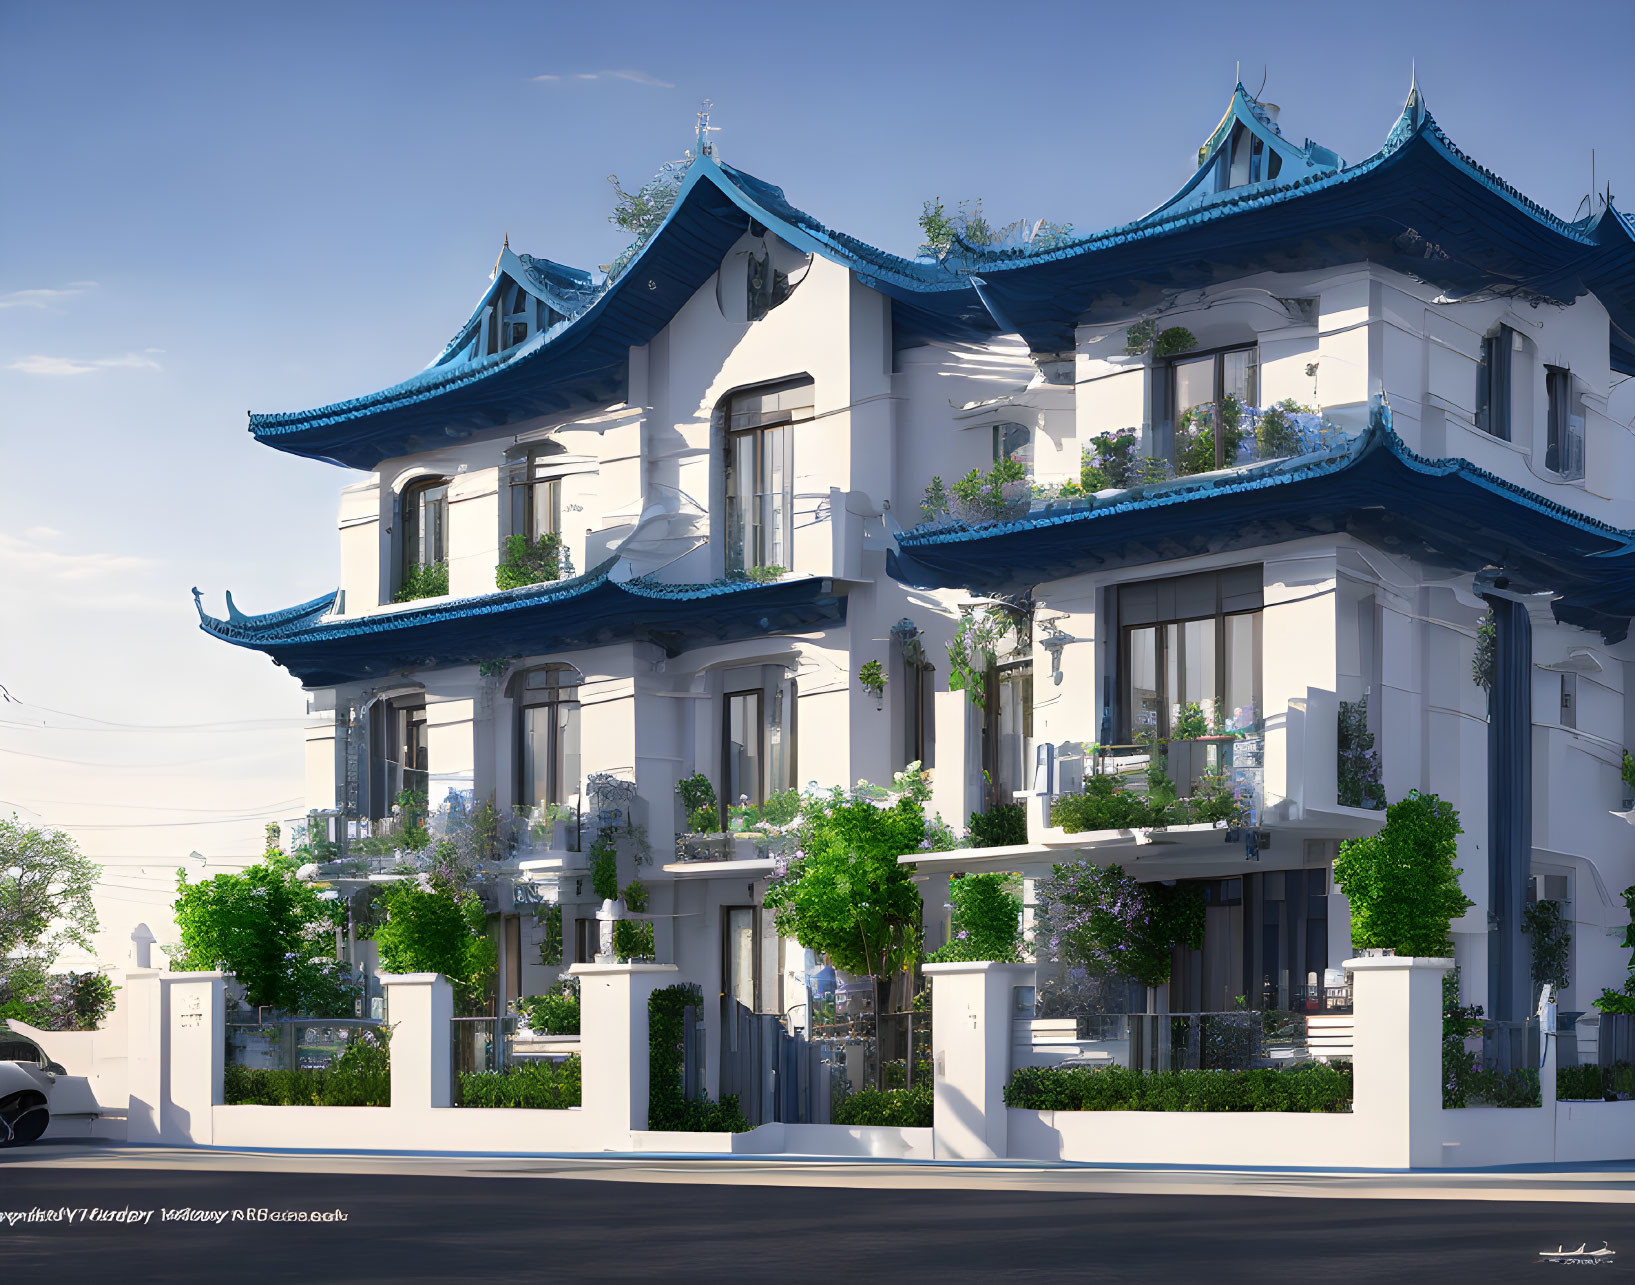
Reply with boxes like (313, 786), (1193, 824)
(1038, 728), (1265, 849)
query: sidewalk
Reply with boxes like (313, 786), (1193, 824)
(7, 1140), (1635, 1204)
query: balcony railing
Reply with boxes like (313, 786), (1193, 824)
(1044, 730), (1264, 837)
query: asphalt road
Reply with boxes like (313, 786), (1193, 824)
(1, 1157), (1631, 1283)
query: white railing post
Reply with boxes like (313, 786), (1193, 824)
(925, 961), (1036, 1160)
(380, 973), (453, 1109)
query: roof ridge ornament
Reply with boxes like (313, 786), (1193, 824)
(696, 98), (719, 158)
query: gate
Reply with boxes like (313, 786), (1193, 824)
(718, 1000), (830, 1127)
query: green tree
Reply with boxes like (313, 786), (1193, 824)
(373, 875), (495, 1009)
(0, 816), (100, 968)
(927, 873), (1022, 963)
(170, 826), (353, 1015)
(765, 790), (926, 1085)
(1334, 791), (1473, 956)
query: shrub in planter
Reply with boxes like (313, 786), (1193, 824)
(457, 1056), (582, 1109)
(832, 1084), (933, 1128)
(1333, 791), (1472, 957)
(927, 873), (1022, 964)
(514, 978), (579, 1035)
(1002, 1062), (1352, 1113)
(224, 1027), (391, 1107)
(968, 803), (1027, 848)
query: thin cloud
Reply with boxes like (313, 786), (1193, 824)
(0, 282), (98, 310)
(531, 69), (674, 88)
(6, 353), (163, 376)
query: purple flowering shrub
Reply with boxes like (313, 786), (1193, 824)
(0, 968), (116, 1031)
(1034, 862), (1205, 988)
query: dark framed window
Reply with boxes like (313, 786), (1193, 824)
(902, 648), (936, 771)
(1475, 325), (1515, 440)
(992, 421), (1032, 470)
(722, 378), (812, 574)
(746, 251), (791, 322)
(509, 450), (562, 544)
(1545, 365), (1585, 479)
(723, 689), (764, 811)
(982, 661), (1033, 808)
(516, 667), (581, 808)
(368, 697), (427, 820)
(401, 477), (449, 583)
(488, 277), (539, 356)
(1118, 566), (1263, 743)
(722, 905), (760, 1011)
(721, 677), (797, 818)
(1171, 345), (1258, 429)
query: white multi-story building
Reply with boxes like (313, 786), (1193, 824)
(200, 83), (1635, 1072)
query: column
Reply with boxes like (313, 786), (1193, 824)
(1346, 954), (1452, 1168)
(161, 972), (225, 1145)
(381, 972), (453, 1109)
(925, 961), (1036, 1160)
(571, 961), (680, 1135)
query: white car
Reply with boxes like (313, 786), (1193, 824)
(0, 1029), (65, 1147)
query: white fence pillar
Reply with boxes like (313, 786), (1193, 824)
(1346, 955), (1452, 1168)
(571, 961), (679, 1136)
(124, 970), (224, 1145)
(925, 961), (1036, 1160)
(381, 972), (453, 1109)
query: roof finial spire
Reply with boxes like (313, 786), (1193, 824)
(503, 232), (510, 251)
(696, 98), (720, 158)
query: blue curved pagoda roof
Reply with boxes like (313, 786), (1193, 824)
(247, 155), (990, 470)
(889, 407), (1635, 643)
(967, 94), (1635, 374)
(193, 564), (848, 687)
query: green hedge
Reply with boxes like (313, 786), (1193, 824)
(1557, 1061), (1635, 1102)
(832, 1084), (933, 1128)
(648, 983), (749, 1132)
(457, 1056), (581, 1109)
(1003, 1062), (1352, 1113)
(223, 1064), (390, 1107)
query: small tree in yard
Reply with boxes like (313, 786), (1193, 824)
(171, 824), (355, 1016)
(1333, 791), (1473, 957)
(764, 789), (927, 1086)
(373, 870), (495, 1011)
(0, 817), (113, 1030)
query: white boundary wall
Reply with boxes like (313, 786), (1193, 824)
(33, 953), (1633, 1166)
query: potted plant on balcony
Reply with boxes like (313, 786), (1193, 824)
(858, 659), (886, 709)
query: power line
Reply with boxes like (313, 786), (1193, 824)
(0, 743), (289, 769)
(3, 698), (309, 732)
(1, 795), (302, 815)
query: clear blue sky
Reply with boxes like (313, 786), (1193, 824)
(2, 0), (1632, 875)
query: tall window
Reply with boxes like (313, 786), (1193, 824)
(517, 667), (581, 809)
(1120, 566), (1263, 742)
(1475, 325), (1515, 440)
(510, 451), (562, 544)
(723, 689), (763, 809)
(1171, 346), (1258, 431)
(369, 697), (427, 820)
(902, 644), (936, 771)
(401, 477), (449, 584)
(982, 661), (1032, 808)
(1545, 365), (1585, 479)
(722, 378), (812, 574)
(722, 676), (797, 815)
(992, 422), (1032, 471)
